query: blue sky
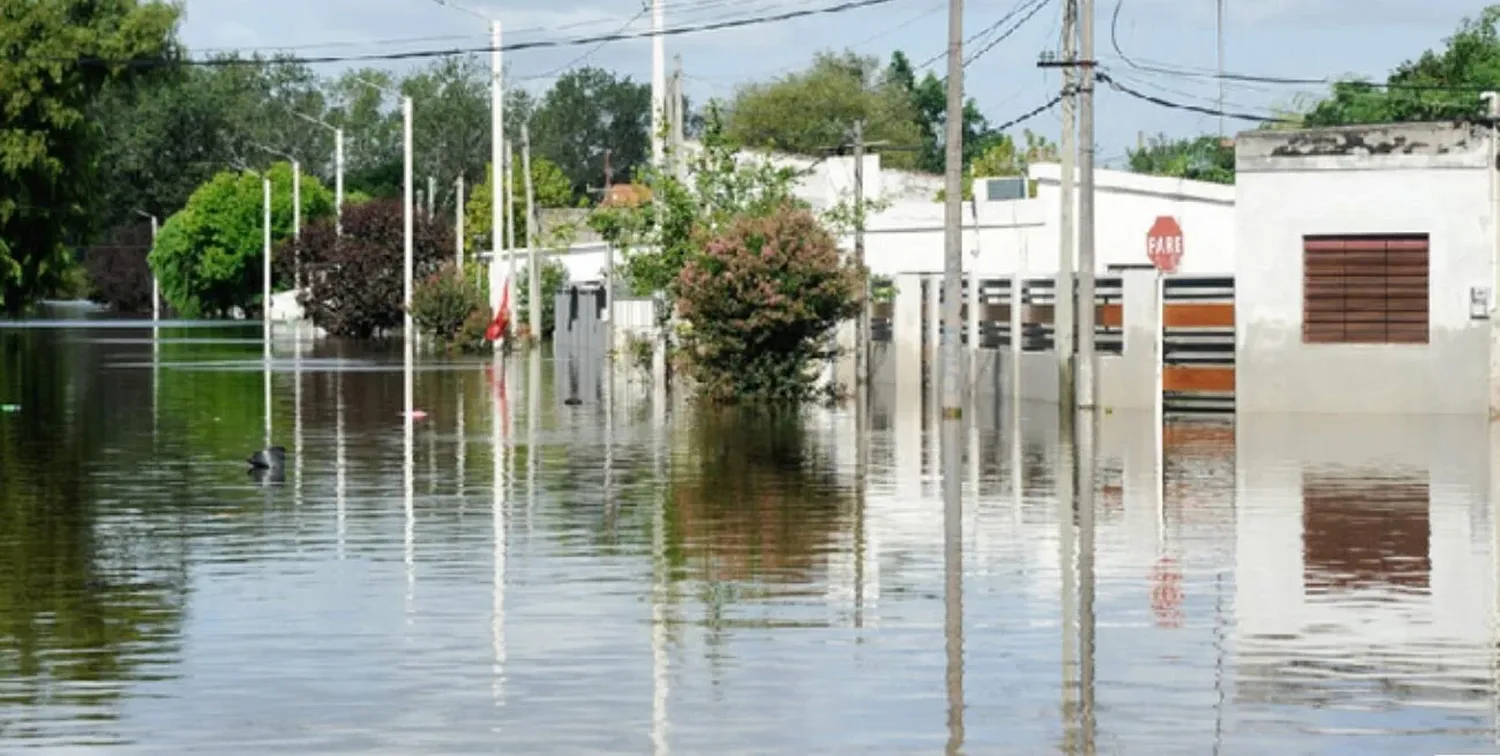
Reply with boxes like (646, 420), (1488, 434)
(176, 0), (1486, 168)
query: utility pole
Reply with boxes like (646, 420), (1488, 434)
(403, 96), (415, 340)
(490, 20), (505, 319)
(1057, 0), (1078, 419)
(1216, 0), (1225, 137)
(939, 0), (965, 418)
(428, 175), (437, 217)
(852, 119), (868, 389)
(522, 123), (539, 342)
(650, 0), (666, 167)
(291, 159), (301, 292)
(1076, 0), (1099, 410)
(334, 127), (344, 236)
(506, 145), (517, 324)
(670, 55), (685, 177)
(456, 175), (465, 274)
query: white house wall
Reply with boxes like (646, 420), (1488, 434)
(1234, 123), (1494, 414)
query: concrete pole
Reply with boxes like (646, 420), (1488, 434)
(506, 146), (518, 324)
(939, 0), (965, 418)
(522, 123), (539, 342)
(650, 0), (666, 167)
(148, 214), (159, 322)
(852, 120), (868, 391)
(456, 175), (465, 274)
(291, 159), (301, 294)
(1076, 0), (1098, 410)
(428, 175), (437, 217)
(1057, 0), (1078, 417)
(491, 20), (505, 310)
(1487, 92), (1500, 418)
(334, 128), (344, 237)
(403, 96), (415, 339)
(262, 176), (272, 339)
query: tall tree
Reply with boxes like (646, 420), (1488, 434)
(400, 55), (490, 213)
(722, 50), (925, 170)
(1304, 5), (1500, 126)
(883, 51), (1003, 173)
(1127, 134), (1235, 184)
(0, 0), (181, 314)
(529, 67), (651, 199)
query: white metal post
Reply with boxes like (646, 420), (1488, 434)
(292, 159), (301, 293)
(263, 176), (272, 336)
(148, 214), (159, 322)
(403, 96), (415, 339)
(522, 123), (538, 342)
(506, 146), (517, 324)
(491, 20), (505, 313)
(456, 175), (466, 274)
(650, 0), (666, 167)
(335, 127), (345, 236)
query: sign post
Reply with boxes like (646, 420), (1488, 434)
(1147, 216), (1183, 512)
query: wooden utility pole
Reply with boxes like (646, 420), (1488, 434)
(522, 123), (539, 342)
(1077, 0), (1099, 410)
(1057, 0), (1079, 420)
(853, 119), (868, 388)
(940, 0), (965, 417)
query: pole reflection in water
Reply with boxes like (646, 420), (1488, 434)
(457, 387), (466, 500)
(651, 365), (669, 756)
(490, 356), (509, 709)
(1058, 410), (1079, 752)
(152, 321), (160, 450)
(264, 324), (272, 450)
(294, 326), (303, 508)
(853, 387), (868, 629)
(942, 416), (965, 755)
(1076, 409), (1098, 754)
(336, 371), (346, 560)
(404, 336), (416, 620)
(527, 350), (540, 535)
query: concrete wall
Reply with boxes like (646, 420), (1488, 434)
(861, 164), (1235, 278)
(888, 269), (1165, 410)
(1235, 122), (1494, 414)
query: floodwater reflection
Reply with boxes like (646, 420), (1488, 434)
(1, 320), (1500, 752)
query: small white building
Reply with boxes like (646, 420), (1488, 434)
(1235, 121), (1494, 415)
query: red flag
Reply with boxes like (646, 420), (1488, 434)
(484, 278), (511, 342)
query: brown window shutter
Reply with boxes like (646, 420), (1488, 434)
(1302, 234), (1428, 345)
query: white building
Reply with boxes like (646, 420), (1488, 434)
(1234, 121), (1493, 415)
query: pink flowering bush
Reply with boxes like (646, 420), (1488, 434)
(674, 205), (863, 402)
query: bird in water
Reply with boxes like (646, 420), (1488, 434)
(248, 446), (285, 470)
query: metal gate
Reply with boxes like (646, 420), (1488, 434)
(1162, 276), (1235, 414)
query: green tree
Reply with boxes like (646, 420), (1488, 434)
(529, 67), (651, 199)
(462, 156), (574, 255)
(940, 129), (1060, 200)
(400, 55), (490, 213)
(883, 50), (1004, 173)
(149, 162), (334, 318)
(1127, 134), (1235, 184)
(1304, 6), (1500, 126)
(723, 50), (925, 170)
(0, 0), (181, 314)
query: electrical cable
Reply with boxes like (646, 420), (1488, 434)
(1095, 71), (1294, 124)
(914, 0), (1048, 70)
(519, 6), (651, 80)
(964, 0), (1053, 67)
(1106, 0), (1492, 93)
(30, 0), (902, 69)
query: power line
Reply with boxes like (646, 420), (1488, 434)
(964, 0), (1052, 67)
(1095, 71), (1294, 124)
(915, 0), (1048, 70)
(36, 0), (901, 69)
(990, 94), (1063, 131)
(1106, 0), (1492, 93)
(519, 6), (652, 80)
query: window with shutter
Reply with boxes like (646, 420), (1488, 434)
(1302, 234), (1429, 345)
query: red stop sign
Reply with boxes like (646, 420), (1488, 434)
(1147, 216), (1184, 273)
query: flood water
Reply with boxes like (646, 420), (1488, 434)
(3, 313), (1500, 754)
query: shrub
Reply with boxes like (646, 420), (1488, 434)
(514, 256), (570, 340)
(675, 205), (862, 403)
(276, 198), (454, 339)
(84, 222), (154, 313)
(151, 162), (334, 318)
(456, 308), (494, 353)
(412, 262), (486, 347)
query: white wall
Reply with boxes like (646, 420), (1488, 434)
(1234, 123), (1493, 414)
(860, 163), (1235, 278)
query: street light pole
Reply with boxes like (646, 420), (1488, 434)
(133, 209), (160, 321)
(403, 95), (415, 340)
(334, 127), (344, 235)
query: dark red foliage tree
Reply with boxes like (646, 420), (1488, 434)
(84, 222), (155, 314)
(275, 199), (455, 339)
